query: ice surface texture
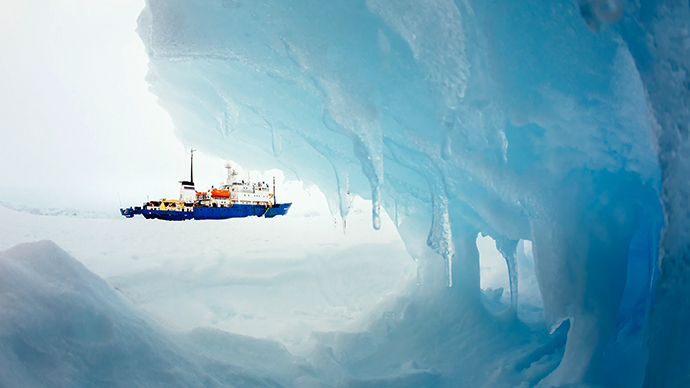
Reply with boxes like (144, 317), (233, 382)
(136, 0), (687, 386)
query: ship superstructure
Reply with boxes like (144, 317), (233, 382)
(120, 150), (291, 221)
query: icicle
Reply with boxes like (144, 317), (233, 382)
(496, 238), (519, 312)
(322, 165), (350, 235)
(343, 173), (352, 234)
(372, 184), (382, 230)
(445, 251), (453, 287)
(333, 168), (350, 234)
(427, 193), (454, 287)
(394, 199), (399, 228)
(318, 85), (383, 232)
(347, 174), (352, 210)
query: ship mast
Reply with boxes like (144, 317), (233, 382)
(190, 148), (196, 184)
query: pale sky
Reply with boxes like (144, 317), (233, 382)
(0, 0), (233, 212)
(0, 0), (513, 302)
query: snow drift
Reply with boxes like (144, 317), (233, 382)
(0, 241), (319, 387)
(134, 0), (689, 386)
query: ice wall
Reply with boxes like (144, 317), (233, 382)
(136, 0), (685, 385)
(615, 1), (690, 385)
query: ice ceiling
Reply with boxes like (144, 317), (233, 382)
(137, 0), (689, 386)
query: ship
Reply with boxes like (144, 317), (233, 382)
(120, 150), (291, 221)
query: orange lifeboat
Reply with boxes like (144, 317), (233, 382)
(211, 189), (230, 198)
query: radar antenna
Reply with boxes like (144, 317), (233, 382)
(224, 163), (238, 185)
(225, 163), (237, 177)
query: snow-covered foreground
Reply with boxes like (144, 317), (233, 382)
(0, 240), (320, 387)
(0, 238), (557, 387)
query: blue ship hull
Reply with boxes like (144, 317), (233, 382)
(263, 203), (291, 218)
(120, 203), (291, 221)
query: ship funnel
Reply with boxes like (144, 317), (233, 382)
(179, 181), (196, 202)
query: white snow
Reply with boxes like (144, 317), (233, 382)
(0, 240), (319, 387)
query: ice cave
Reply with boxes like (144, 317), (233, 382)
(1, 0), (689, 387)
